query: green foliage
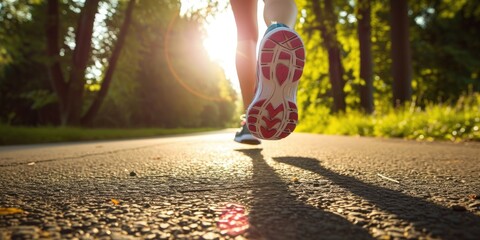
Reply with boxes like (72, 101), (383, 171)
(0, 1), (55, 125)
(0, 0), (236, 128)
(296, 0), (479, 109)
(409, 0), (480, 101)
(295, 0), (392, 113)
(293, 0), (479, 141)
(92, 0), (236, 128)
(298, 93), (480, 142)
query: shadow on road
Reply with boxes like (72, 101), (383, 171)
(274, 156), (480, 239)
(236, 148), (373, 240)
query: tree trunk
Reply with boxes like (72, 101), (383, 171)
(357, 0), (374, 113)
(326, 46), (346, 113)
(82, 0), (136, 125)
(46, 0), (68, 124)
(390, 0), (412, 106)
(66, 0), (100, 125)
(313, 0), (346, 112)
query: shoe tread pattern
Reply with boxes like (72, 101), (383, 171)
(247, 28), (305, 140)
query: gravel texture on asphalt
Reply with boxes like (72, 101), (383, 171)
(1, 130), (479, 240)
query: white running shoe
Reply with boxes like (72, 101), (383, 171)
(246, 23), (305, 140)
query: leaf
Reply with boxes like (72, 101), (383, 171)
(0, 208), (24, 215)
(111, 199), (120, 205)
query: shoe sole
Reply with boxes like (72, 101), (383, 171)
(246, 27), (305, 140)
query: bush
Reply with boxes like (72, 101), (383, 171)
(297, 93), (480, 142)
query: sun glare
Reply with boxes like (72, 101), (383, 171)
(181, 1), (267, 92)
(202, 8), (238, 90)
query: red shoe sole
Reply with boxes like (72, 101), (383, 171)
(246, 28), (305, 140)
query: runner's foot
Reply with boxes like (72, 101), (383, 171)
(234, 116), (261, 145)
(246, 23), (305, 140)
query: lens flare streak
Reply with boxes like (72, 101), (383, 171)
(217, 202), (249, 236)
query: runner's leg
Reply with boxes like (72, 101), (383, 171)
(263, 0), (297, 28)
(231, 0), (258, 111)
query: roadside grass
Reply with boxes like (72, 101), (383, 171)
(297, 93), (480, 142)
(0, 126), (218, 145)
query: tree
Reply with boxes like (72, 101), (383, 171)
(81, 0), (135, 125)
(410, 0), (480, 101)
(390, 0), (412, 106)
(0, 1), (58, 125)
(313, 0), (346, 112)
(45, 0), (135, 126)
(357, 0), (374, 113)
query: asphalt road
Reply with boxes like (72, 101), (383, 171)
(1, 130), (479, 240)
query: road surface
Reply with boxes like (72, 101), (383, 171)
(1, 130), (479, 239)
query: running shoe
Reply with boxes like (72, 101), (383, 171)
(234, 116), (261, 145)
(246, 23), (305, 140)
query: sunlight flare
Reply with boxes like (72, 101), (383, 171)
(180, 0), (267, 92)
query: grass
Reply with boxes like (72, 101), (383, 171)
(0, 126), (218, 145)
(297, 93), (480, 142)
